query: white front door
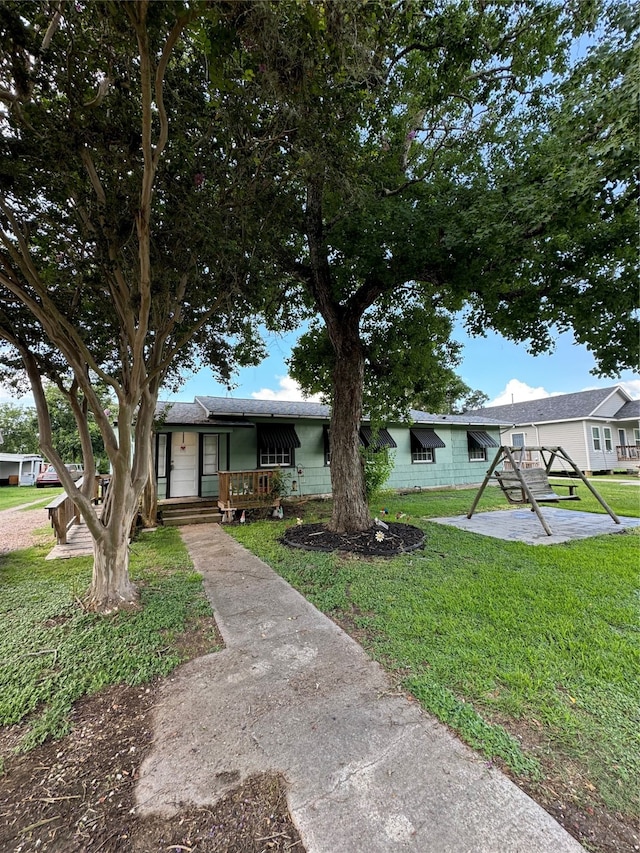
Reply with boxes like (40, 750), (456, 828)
(170, 432), (198, 497)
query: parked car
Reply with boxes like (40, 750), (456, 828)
(36, 463), (84, 488)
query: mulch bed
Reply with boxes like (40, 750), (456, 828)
(282, 521), (425, 556)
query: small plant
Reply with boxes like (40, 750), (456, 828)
(269, 468), (291, 499)
(362, 447), (394, 503)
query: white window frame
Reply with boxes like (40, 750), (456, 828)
(202, 434), (218, 475)
(511, 432), (525, 448)
(603, 427), (612, 452)
(591, 427), (601, 451)
(157, 434), (167, 478)
(634, 428), (640, 446)
(412, 446), (434, 463)
(259, 448), (292, 467)
(469, 446), (487, 462)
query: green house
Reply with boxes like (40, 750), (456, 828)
(154, 397), (504, 507)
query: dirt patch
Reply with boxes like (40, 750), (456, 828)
(282, 521), (424, 556)
(0, 682), (304, 853)
(0, 506), (53, 554)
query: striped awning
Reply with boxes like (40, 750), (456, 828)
(410, 428), (446, 449)
(359, 426), (398, 450)
(257, 424), (301, 449)
(467, 430), (499, 449)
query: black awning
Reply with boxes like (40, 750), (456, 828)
(467, 430), (499, 449)
(359, 426), (398, 450)
(410, 428), (446, 449)
(258, 424), (301, 449)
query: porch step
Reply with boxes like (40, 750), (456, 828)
(163, 511), (223, 526)
(159, 498), (222, 527)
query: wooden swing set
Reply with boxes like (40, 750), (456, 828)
(467, 445), (621, 536)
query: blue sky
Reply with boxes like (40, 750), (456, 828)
(1, 322), (636, 410)
(169, 322), (640, 408)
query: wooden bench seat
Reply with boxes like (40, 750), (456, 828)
(494, 469), (580, 505)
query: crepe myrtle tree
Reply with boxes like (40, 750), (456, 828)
(0, 2), (280, 612)
(245, 0), (637, 534)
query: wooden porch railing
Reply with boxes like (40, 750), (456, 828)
(46, 489), (80, 545)
(46, 475), (110, 545)
(217, 470), (280, 520)
(501, 449), (540, 470)
(616, 445), (640, 462)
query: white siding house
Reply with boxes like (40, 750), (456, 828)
(469, 386), (640, 474)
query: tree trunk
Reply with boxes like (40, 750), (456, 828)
(85, 522), (139, 614)
(84, 447), (142, 613)
(328, 324), (372, 533)
(140, 437), (158, 528)
(82, 402), (151, 613)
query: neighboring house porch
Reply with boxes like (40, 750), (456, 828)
(468, 385), (640, 476)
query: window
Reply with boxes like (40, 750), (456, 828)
(467, 430), (498, 462)
(323, 426), (331, 466)
(156, 434), (167, 478)
(603, 427), (612, 452)
(410, 428), (444, 463)
(202, 434), (218, 475)
(511, 433), (525, 448)
(635, 429), (640, 446)
(592, 427), (601, 451)
(413, 445), (434, 463)
(257, 424), (300, 467)
(260, 447), (292, 466)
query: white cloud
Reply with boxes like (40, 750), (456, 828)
(251, 375), (323, 403)
(619, 379), (640, 399)
(489, 377), (640, 407)
(489, 379), (560, 407)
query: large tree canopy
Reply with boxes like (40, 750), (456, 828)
(239, 0), (637, 533)
(0, 1), (282, 610)
(1, 0), (636, 561)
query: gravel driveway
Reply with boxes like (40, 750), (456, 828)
(0, 502), (55, 553)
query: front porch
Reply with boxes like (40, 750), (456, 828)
(217, 469), (282, 521)
(616, 445), (640, 470)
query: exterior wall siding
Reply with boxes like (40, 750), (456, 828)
(534, 422), (588, 470)
(157, 419), (502, 499)
(583, 420), (620, 472)
(592, 390), (628, 418)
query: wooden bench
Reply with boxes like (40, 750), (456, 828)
(494, 468), (580, 505)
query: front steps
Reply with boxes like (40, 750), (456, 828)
(158, 497), (222, 526)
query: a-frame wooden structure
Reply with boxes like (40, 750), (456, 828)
(467, 446), (621, 536)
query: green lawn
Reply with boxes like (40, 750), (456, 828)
(1, 480), (637, 826)
(0, 485), (63, 511)
(229, 482), (640, 820)
(0, 527), (220, 753)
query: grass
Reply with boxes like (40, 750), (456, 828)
(228, 481), (640, 818)
(0, 485), (64, 511)
(0, 527), (220, 752)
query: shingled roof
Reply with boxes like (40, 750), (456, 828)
(468, 385), (635, 424)
(155, 396), (506, 427)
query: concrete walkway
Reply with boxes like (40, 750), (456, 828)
(135, 524), (585, 852)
